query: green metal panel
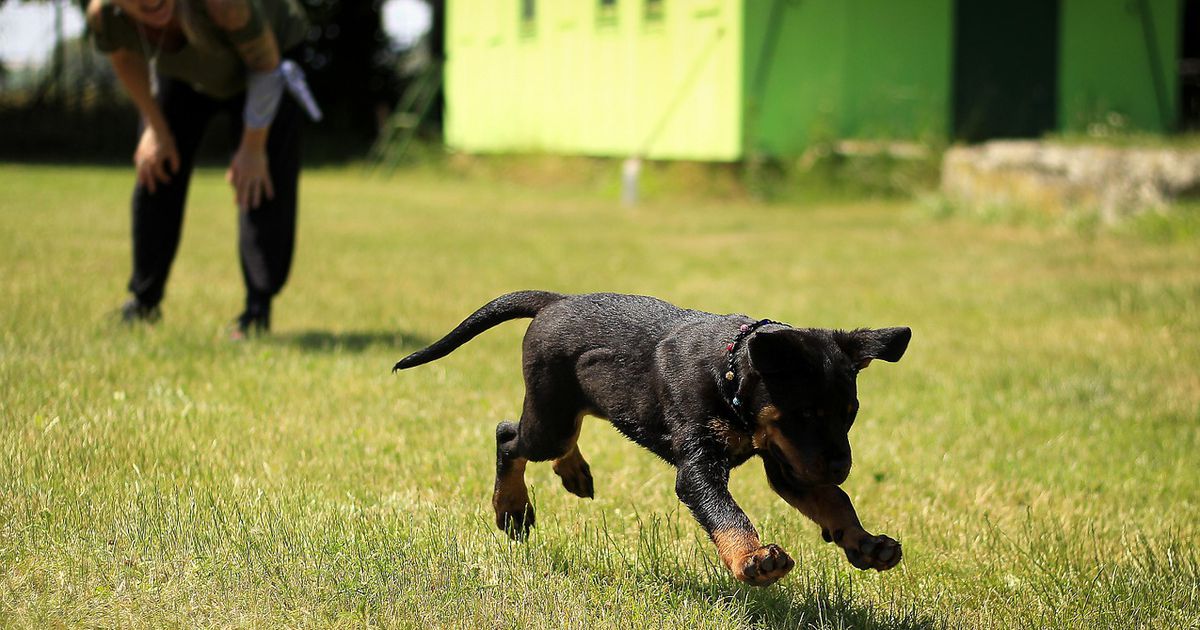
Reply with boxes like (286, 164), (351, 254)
(742, 0), (848, 156)
(445, 0), (745, 160)
(842, 0), (952, 140)
(444, 0), (1183, 163)
(1058, 0), (1180, 132)
(742, 0), (952, 157)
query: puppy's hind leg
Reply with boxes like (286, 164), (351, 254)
(493, 377), (592, 539)
(493, 420), (534, 539)
(551, 419), (594, 499)
(549, 348), (627, 500)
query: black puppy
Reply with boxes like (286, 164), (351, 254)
(394, 291), (911, 586)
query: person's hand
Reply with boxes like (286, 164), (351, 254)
(134, 126), (180, 194)
(227, 143), (274, 210)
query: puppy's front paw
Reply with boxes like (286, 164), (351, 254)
(843, 534), (901, 571)
(731, 544), (795, 587)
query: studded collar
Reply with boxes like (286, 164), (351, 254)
(721, 318), (784, 427)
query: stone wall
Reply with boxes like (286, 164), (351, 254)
(942, 141), (1200, 221)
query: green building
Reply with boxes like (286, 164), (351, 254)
(444, 0), (1196, 161)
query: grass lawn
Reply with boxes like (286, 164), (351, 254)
(1, 163), (1198, 628)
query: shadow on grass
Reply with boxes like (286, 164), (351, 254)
(651, 572), (939, 630)
(530, 516), (940, 629)
(271, 330), (430, 354)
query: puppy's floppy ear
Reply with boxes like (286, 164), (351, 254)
(838, 327), (911, 369)
(748, 329), (817, 375)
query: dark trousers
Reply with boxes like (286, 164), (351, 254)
(128, 74), (303, 312)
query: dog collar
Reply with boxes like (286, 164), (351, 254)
(722, 318), (782, 417)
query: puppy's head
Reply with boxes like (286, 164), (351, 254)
(747, 326), (910, 486)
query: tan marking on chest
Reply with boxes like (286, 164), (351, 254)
(757, 405), (782, 424)
(709, 417), (752, 455)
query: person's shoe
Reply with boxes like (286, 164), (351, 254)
(120, 298), (161, 325)
(230, 306), (270, 340)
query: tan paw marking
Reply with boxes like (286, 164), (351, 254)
(552, 446), (594, 499)
(731, 543), (795, 586)
(713, 528), (795, 587)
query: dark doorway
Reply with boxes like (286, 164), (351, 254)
(953, 0), (1061, 142)
(1182, 0), (1200, 130)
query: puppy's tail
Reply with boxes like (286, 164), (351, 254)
(393, 290), (567, 371)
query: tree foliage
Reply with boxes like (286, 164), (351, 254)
(293, 0), (402, 144)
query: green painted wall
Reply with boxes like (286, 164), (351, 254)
(742, 0), (952, 156)
(445, 0), (745, 160)
(842, 0), (952, 141)
(1058, 0), (1180, 133)
(444, 0), (1183, 161)
(742, 0), (848, 156)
